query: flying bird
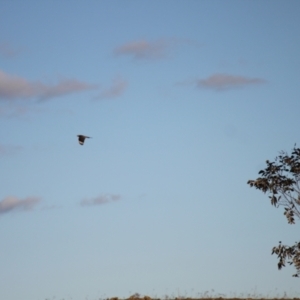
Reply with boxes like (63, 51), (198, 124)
(77, 135), (91, 145)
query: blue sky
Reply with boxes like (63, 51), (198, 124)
(0, 1), (300, 299)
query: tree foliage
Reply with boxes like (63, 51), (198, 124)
(247, 146), (300, 277)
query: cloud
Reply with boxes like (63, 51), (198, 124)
(0, 144), (22, 156)
(80, 194), (121, 207)
(0, 105), (71, 119)
(0, 42), (20, 58)
(114, 38), (200, 61)
(0, 70), (96, 101)
(95, 77), (128, 100)
(197, 73), (267, 90)
(114, 39), (172, 60)
(0, 196), (41, 214)
(38, 79), (95, 101)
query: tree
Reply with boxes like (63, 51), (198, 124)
(247, 146), (300, 277)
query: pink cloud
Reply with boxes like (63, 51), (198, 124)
(0, 196), (41, 214)
(0, 105), (48, 119)
(95, 77), (128, 100)
(0, 70), (96, 101)
(114, 38), (199, 61)
(80, 194), (121, 206)
(197, 73), (267, 90)
(0, 42), (20, 58)
(0, 144), (22, 156)
(38, 79), (95, 101)
(114, 39), (171, 60)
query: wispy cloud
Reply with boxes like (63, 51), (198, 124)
(114, 38), (199, 61)
(38, 79), (96, 101)
(0, 196), (41, 215)
(80, 194), (121, 207)
(114, 38), (173, 60)
(0, 42), (20, 58)
(95, 77), (128, 100)
(0, 70), (96, 101)
(196, 73), (267, 91)
(0, 144), (22, 156)
(0, 105), (73, 119)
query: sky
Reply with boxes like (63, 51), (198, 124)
(0, 1), (300, 299)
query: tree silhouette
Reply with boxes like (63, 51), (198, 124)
(247, 146), (300, 277)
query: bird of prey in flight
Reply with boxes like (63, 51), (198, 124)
(77, 135), (91, 145)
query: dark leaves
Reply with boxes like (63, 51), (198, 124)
(272, 241), (300, 278)
(247, 146), (300, 220)
(284, 207), (295, 224)
(270, 195), (277, 206)
(248, 146), (300, 277)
